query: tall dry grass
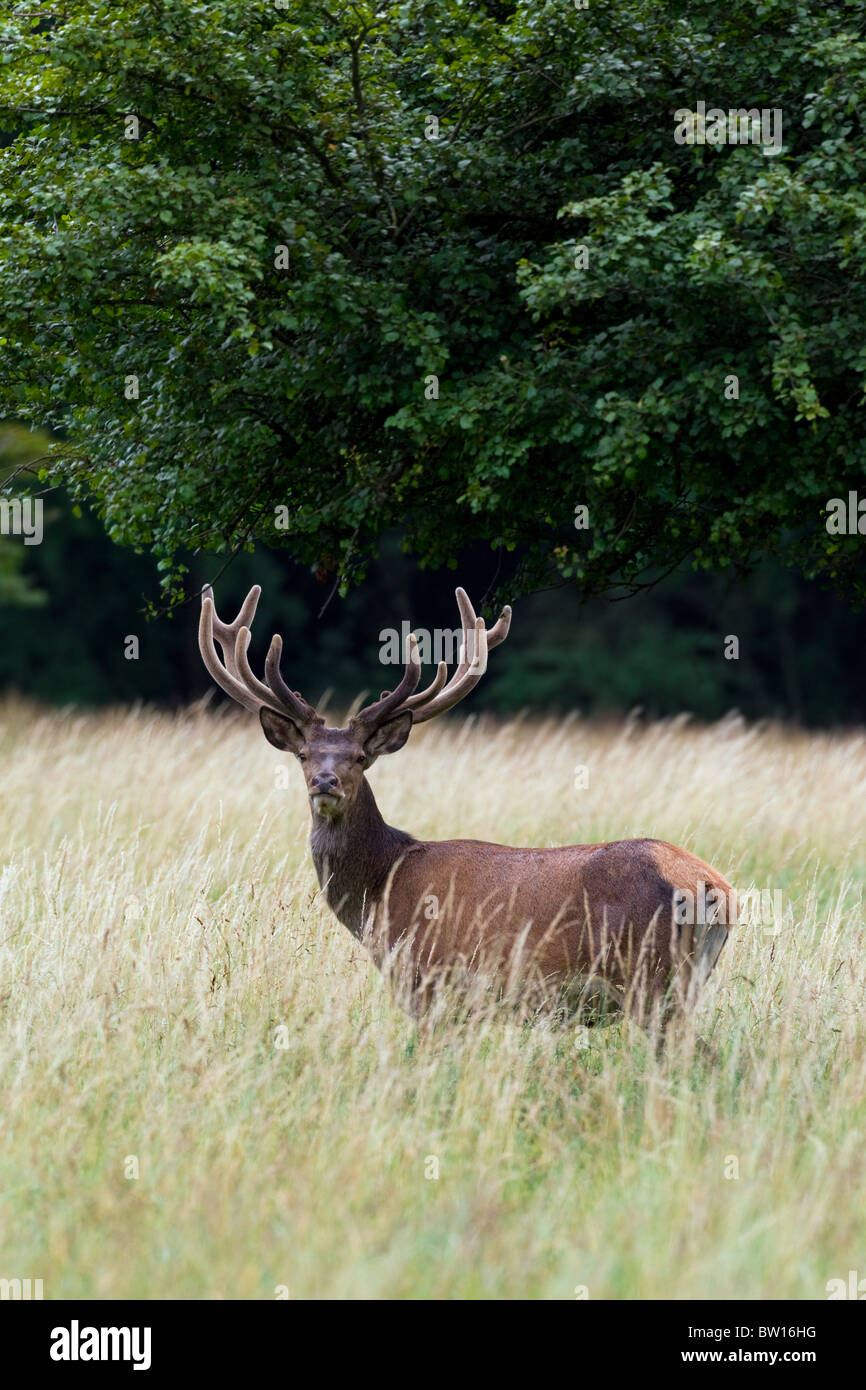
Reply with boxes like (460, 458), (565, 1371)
(0, 696), (864, 1298)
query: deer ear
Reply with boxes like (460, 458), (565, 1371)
(259, 707), (306, 753)
(362, 711), (413, 759)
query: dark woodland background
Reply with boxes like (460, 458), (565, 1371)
(1, 486), (863, 725)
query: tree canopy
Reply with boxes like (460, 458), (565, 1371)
(1, 0), (865, 606)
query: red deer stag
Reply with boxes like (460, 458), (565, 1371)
(199, 585), (734, 1037)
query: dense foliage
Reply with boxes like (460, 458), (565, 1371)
(1, 0), (866, 606)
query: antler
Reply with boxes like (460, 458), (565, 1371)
(350, 631), (423, 728)
(199, 583), (511, 733)
(355, 587), (511, 728)
(198, 584), (321, 727)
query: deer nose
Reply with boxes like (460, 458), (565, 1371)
(311, 772), (339, 793)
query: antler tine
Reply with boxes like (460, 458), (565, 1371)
(409, 620), (489, 723)
(199, 585), (319, 725)
(203, 583), (261, 678)
(412, 587), (481, 707)
(264, 633), (320, 726)
(486, 603), (512, 649)
(453, 586), (510, 654)
(353, 633), (422, 726)
(199, 591), (265, 713)
(403, 659), (448, 710)
(408, 589), (486, 717)
(384, 586), (510, 725)
(235, 626), (283, 708)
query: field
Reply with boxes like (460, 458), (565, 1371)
(0, 696), (864, 1300)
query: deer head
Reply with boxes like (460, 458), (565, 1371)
(198, 584), (512, 820)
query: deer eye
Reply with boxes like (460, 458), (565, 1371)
(297, 752), (307, 762)
(356, 754), (367, 765)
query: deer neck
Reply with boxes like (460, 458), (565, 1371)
(309, 777), (414, 938)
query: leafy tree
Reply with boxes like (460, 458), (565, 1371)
(1, 0), (865, 607)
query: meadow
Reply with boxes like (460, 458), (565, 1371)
(0, 696), (864, 1299)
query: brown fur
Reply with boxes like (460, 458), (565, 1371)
(261, 718), (735, 1032)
